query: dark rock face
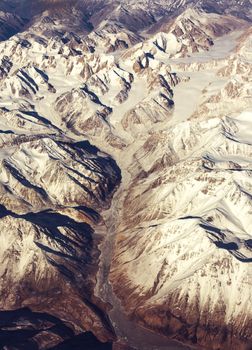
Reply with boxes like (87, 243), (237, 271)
(198, 0), (252, 21)
(0, 56), (13, 78)
(0, 12), (27, 41)
(0, 308), (112, 350)
(1, 0), (251, 40)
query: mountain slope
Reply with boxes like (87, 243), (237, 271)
(0, 1), (252, 349)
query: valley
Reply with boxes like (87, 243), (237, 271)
(0, 1), (251, 349)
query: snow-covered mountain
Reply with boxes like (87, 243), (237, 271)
(0, 0), (252, 349)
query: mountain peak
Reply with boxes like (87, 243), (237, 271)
(0, 1), (252, 349)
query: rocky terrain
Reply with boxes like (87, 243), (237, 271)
(0, 0), (252, 349)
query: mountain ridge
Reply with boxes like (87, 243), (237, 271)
(0, 1), (252, 349)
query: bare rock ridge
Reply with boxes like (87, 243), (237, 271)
(0, 11), (27, 41)
(0, 0), (252, 349)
